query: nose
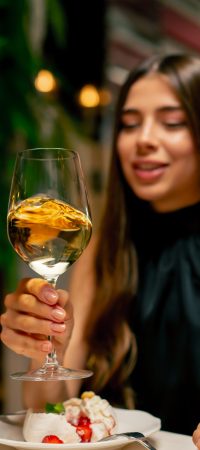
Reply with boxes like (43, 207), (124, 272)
(136, 119), (158, 153)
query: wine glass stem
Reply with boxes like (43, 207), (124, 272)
(45, 277), (59, 367)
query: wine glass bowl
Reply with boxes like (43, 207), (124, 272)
(7, 148), (92, 381)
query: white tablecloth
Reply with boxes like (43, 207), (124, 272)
(122, 430), (196, 449)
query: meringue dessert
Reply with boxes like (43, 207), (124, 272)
(23, 391), (117, 443)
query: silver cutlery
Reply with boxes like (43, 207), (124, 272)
(99, 431), (157, 449)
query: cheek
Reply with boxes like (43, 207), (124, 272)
(165, 132), (196, 159)
(167, 139), (200, 184)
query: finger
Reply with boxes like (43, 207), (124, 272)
(5, 292), (67, 323)
(56, 289), (70, 309)
(56, 290), (74, 321)
(17, 278), (59, 305)
(1, 310), (66, 336)
(4, 279), (58, 314)
(22, 280), (71, 309)
(52, 293), (74, 340)
(0, 327), (53, 360)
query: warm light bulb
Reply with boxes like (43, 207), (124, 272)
(78, 84), (100, 108)
(34, 70), (57, 93)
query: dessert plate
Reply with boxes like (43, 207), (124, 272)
(0, 408), (161, 450)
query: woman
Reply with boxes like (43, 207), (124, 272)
(2, 53), (200, 436)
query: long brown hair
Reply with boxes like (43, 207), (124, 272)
(85, 53), (200, 400)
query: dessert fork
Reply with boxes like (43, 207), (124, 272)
(99, 431), (157, 450)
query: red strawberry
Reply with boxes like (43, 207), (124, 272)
(42, 435), (64, 444)
(76, 425), (92, 442)
(78, 415), (91, 426)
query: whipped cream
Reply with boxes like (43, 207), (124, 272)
(23, 409), (80, 443)
(64, 392), (117, 441)
(23, 392), (117, 443)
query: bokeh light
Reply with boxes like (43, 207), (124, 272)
(34, 70), (57, 93)
(78, 84), (100, 108)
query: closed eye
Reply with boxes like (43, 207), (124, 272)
(164, 121), (187, 129)
(120, 110), (141, 131)
(119, 122), (140, 130)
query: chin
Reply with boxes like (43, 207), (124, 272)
(133, 188), (161, 203)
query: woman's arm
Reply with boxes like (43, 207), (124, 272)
(62, 237), (96, 397)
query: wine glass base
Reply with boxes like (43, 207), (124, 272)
(10, 364), (93, 381)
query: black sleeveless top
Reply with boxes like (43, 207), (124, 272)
(130, 201), (200, 435)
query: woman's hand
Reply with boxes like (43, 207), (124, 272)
(192, 424), (200, 448)
(0, 278), (74, 364)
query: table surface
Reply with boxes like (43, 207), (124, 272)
(121, 430), (196, 449)
(0, 430), (196, 450)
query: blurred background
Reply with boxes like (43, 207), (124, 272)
(0, 0), (200, 412)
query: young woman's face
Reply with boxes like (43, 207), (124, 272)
(117, 73), (200, 211)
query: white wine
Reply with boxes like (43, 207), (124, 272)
(8, 195), (92, 279)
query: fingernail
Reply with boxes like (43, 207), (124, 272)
(52, 307), (66, 320)
(50, 322), (66, 332)
(42, 288), (58, 303)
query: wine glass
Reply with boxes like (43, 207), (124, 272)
(7, 148), (93, 381)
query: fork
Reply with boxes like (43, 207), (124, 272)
(99, 431), (157, 450)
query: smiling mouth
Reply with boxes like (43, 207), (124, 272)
(132, 162), (169, 181)
(134, 163), (168, 171)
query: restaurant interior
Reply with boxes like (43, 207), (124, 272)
(0, 0), (200, 414)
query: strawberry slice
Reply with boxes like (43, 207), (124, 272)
(42, 435), (64, 444)
(76, 425), (92, 442)
(78, 416), (91, 426)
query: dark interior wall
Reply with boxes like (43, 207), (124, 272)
(43, 0), (106, 115)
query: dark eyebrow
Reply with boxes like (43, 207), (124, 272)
(157, 106), (184, 113)
(121, 106), (184, 115)
(121, 108), (139, 115)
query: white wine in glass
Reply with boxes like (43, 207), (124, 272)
(7, 148), (93, 381)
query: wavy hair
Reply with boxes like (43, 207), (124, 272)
(84, 53), (200, 405)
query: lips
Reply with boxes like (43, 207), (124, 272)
(133, 160), (169, 181)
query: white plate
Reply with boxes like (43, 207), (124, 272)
(0, 408), (161, 450)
